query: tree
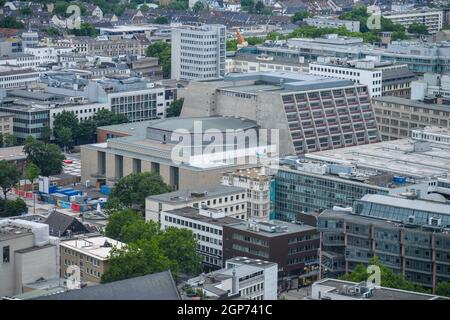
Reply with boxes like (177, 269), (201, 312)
(0, 133), (3, 147)
(436, 282), (450, 297)
(157, 227), (202, 274)
(55, 127), (73, 152)
(341, 256), (430, 293)
(408, 23), (429, 35)
(254, 1), (264, 13)
(153, 16), (169, 24)
(0, 160), (20, 200)
(292, 11), (310, 23)
(23, 138), (65, 176)
(0, 16), (24, 29)
(241, 0), (254, 11)
(146, 40), (171, 78)
(3, 133), (16, 147)
(104, 209), (143, 241)
(391, 30), (408, 41)
(20, 7), (33, 15)
(109, 172), (171, 211)
(192, 1), (204, 13)
(40, 126), (52, 143)
(69, 22), (98, 37)
(0, 198), (27, 217)
(93, 109), (128, 127)
(43, 27), (61, 37)
(139, 4), (150, 12)
(226, 39), (238, 51)
(53, 111), (78, 134)
(25, 163), (41, 189)
(120, 219), (161, 244)
(166, 98), (184, 118)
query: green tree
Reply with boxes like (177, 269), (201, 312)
(23, 138), (65, 176)
(3, 133), (16, 147)
(241, 0), (254, 11)
(55, 127), (73, 152)
(192, 1), (204, 13)
(166, 98), (184, 118)
(109, 172), (171, 211)
(0, 133), (3, 147)
(120, 219), (161, 244)
(69, 22), (98, 37)
(0, 16), (24, 29)
(76, 120), (97, 145)
(391, 30), (408, 41)
(153, 16), (169, 24)
(0, 160), (20, 200)
(436, 282), (450, 297)
(245, 36), (264, 45)
(146, 40), (171, 78)
(53, 111), (78, 134)
(20, 7), (33, 15)
(226, 39), (238, 51)
(93, 109), (128, 127)
(408, 23), (429, 35)
(291, 11), (310, 23)
(254, 1), (264, 13)
(157, 227), (202, 274)
(104, 209), (143, 240)
(24, 162), (41, 190)
(40, 126), (52, 143)
(43, 27), (61, 37)
(139, 4), (150, 12)
(0, 198), (27, 217)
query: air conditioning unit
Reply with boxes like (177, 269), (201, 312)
(428, 217), (442, 227)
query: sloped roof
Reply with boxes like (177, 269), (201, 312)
(45, 211), (89, 237)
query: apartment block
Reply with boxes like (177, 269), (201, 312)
(318, 194), (450, 289)
(181, 72), (381, 156)
(0, 219), (58, 298)
(187, 257), (278, 300)
(160, 206), (241, 269)
(0, 68), (40, 89)
(304, 17), (360, 32)
(171, 24), (226, 81)
(372, 96), (450, 141)
(58, 37), (146, 57)
(383, 9), (444, 34)
(145, 185), (248, 223)
(60, 236), (125, 284)
(223, 220), (319, 283)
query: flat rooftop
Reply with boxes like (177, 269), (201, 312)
(147, 185), (246, 205)
(228, 219), (316, 236)
(0, 146), (26, 162)
(164, 207), (242, 227)
(60, 236), (125, 260)
(223, 167), (272, 181)
(0, 222), (33, 242)
(306, 138), (450, 179)
(315, 279), (446, 300)
(373, 96), (450, 113)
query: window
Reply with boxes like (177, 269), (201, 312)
(3, 246), (10, 263)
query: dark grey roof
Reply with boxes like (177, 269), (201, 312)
(45, 211), (90, 237)
(33, 271), (181, 300)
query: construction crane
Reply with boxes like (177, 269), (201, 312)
(236, 30), (248, 49)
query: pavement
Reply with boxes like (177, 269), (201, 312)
(279, 286), (311, 300)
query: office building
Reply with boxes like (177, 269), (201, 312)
(57, 37), (146, 57)
(223, 219), (319, 284)
(187, 257), (278, 300)
(60, 236), (125, 284)
(411, 73), (450, 101)
(309, 57), (416, 97)
(0, 112), (13, 136)
(0, 68), (40, 89)
(145, 185), (248, 222)
(318, 194), (450, 289)
(304, 17), (360, 32)
(23, 46), (74, 66)
(0, 219), (59, 297)
(411, 127), (450, 145)
(171, 24), (226, 81)
(372, 96), (450, 141)
(222, 167), (274, 220)
(310, 279), (446, 300)
(383, 9), (444, 34)
(160, 206), (241, 269)
(81, 116), (272, 191)
(181, 72), (381, 156)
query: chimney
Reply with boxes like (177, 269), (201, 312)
(231, 267), (238, 295)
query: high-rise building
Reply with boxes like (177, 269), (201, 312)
(382, 9), (444, 34)
(171, 24), (226, 81)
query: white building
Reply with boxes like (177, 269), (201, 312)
(160, 206), (241, 269)
(171, 24), (226, 81)
(0, 68), (40, 89)
(0, 54), (42, 69)
(304, 17), (360, 33)
(383, 9), (444, 34)
(49, 101), (110, 128)
(187, 257), (278, 300)
(222, 167), (273, 220)
(411, 127), (450, 146)
(145, 185), (248, 223)
(411, 73), (450, 101)
(226, 54), (308, 75)
(0, 219), (59, 298)
(24, 46), (74, 66)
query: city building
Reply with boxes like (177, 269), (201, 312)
(23, 46), (74, 66)
(223, 219), (319, 286)
(222, 167), (274, 220)
(309, 56), (417, 97)
(60, 236), (125, 284)
(304, 17), (360, 32)
(126, 57), (163, 79)
(0, 112), (13, 136)
(372, 96), (449, 141)
(171, 24), (226, 81)
(309, 279), (446, 300)
(146, 185), (248, 223)
(382, 9), (444, 34)
(411, 127), (450, 145)
(318, 194), (450, 289)
(0, 219), (59, 298)
(187, 257), (278, 300)
(160, 206), (242, 269)
(81, 116), (274, 191)
(411, 73), (450, 101)
(0, 68), (40, 89)
(57, 37), (146, 57)
(181, 72), (381, 156)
